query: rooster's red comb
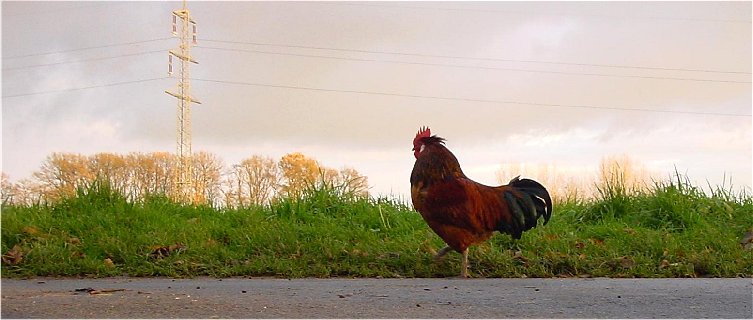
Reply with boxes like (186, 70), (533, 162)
(414, 126), (431, 144)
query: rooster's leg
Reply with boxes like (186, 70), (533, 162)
(460, 248), (469, 278)
(434, 246), (452, 260)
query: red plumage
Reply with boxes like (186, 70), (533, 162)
(410, 127), (552, 277)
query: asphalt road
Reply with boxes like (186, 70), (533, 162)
(1, 277), (751, 318)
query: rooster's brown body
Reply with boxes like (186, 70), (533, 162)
(410, 127), (552, 277)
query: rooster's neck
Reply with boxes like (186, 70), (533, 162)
(412, 145), (466, 184)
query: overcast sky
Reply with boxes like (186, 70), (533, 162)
(2, 1), (751, 198)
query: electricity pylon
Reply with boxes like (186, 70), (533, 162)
(166, 0), (200, 203)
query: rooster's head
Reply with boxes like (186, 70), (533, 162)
(412, 126), (432, 159)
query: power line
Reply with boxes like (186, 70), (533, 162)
(2, 3), (109, 17)
(192, 78), (751, 117)
(201, 39), (751, 75)
(5, 36), (747, 77)
(324, 2), (753, 24)
(2, 50), (166, 71)
(1, 77), (169, 99)
(2, 38), (172, 60)
(197, 45), (751, 84)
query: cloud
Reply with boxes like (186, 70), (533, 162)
(509, 16), (581, 54)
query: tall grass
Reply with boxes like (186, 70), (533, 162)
(2, 174), (751, 278)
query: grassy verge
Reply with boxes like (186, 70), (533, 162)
(2, 177), (751, 278)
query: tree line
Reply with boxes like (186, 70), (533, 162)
(1, 151), (368, 207)
(495, 154), (658, 202)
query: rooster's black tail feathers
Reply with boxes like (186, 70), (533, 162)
(500, 176), (553, 239)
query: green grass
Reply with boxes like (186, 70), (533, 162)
(2, 177), (752, 278)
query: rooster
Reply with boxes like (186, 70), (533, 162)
(410, 127), (552, 277)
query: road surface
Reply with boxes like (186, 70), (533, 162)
(2, 277), (751, 318)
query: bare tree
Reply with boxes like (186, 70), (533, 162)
(192, 151), (225, 206)
(236, 155), (280, 206)
(33, 153), (94, 202)
(129, 152), (175, 199)
(1, 172), (12, 204)
(333, 167), (369, 197)
(89, 153), (131, 199)
(597, 154), (655, 195)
